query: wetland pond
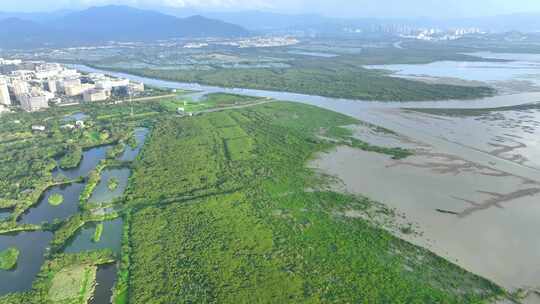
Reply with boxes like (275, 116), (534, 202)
(88, 168), (131, 204)
(89, 263), (118, 304)
(53, 145), (112, 180)
(118, 127), (149, 162)
(0, 128), (148, 297)
(19, 182), (85, 225)
(64, 218), (123, 255)
(62, 112), (89, 122)
(0, 209), (11, 221)
(0, 231), (53, 295)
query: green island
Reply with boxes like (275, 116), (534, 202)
(107, 178), (119, 191)
(47, 193), (64, 206)
(58, 146), (83, 170)
(0, 247), (19, 270)
(92, 223), (104, 243)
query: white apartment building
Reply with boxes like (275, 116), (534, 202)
(9, 79), (29, 101)
(45, 79), (57, 93)
(0, 77), (11, 106)
(83, 88), (108, 102)
(20, 93), (49, 112)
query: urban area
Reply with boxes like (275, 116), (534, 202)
(0, 58), (144, 113)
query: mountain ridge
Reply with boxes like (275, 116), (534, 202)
(0, 5), (250, 49)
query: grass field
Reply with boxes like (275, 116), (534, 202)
(124, 102), (505, 303)
(48, 264), (97, 304)
(160, 93), (262, 114)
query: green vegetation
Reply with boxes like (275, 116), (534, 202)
(0, 97), (161, 231)
(47, 264), (97, 303)
(0, 247), (19, 270)
(160, 93), (263, 113)
(93, 223), (104, 243)
(0, 251), (114, 304)
(108, 178), (119, 191)
(123, 102), (505, 303)
(83, 42), (498, 102)
(48, 193), (64, 206)
(112, 213), (132, 304)
(0, 92), (508, 303)
(58, 146), (83, 170)
(106, 63), (494, 101)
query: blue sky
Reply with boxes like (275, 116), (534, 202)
(1, 0), (540, 18)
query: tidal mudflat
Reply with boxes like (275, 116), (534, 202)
(311, 132), (540, 293)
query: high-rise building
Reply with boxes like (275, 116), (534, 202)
(83, 89), (108, 102)
(0, 77), (11, 106)
(45, 79), (57, 93)
(19, 93), (49, 112)
(9, 79), (29, 101)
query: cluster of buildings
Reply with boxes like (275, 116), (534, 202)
(399, 28), (484, 41)
(0, 59), (145, 112)
(182, 36), (299, 49)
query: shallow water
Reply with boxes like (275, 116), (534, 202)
(366, 60), (540, 86)
(118, 127), (149, 162)
(0, 209), (11, 221)
(62, 112), (88, 122)
(0, 231), (53, 295)
(313, 146), (540, 290)
(88, 168), (131, 204)
(288, 50), (338, 58)
(89, 263), (117, 304)
(63, 218), (123, 255)
(19, 182), (85, 225)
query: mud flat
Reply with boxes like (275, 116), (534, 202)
(311, 141), (540, 293)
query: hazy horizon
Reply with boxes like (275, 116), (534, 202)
(1, 0), (540, 19)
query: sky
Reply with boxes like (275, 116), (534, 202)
(1, 0), (540, 18)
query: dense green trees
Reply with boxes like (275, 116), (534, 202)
(105, 58), (494, 102)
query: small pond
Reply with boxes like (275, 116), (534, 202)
(63, 218), (123, 255)
(62, 112), (88, 122)
(89, 263), (118, 304)
(19, 182), (85, 225)
(88, 168), (131, 204)
(53, 145), (112, 180)
(0, 209), (12, 221)
(118, 127), (149, 162)
(0, 231), (53, 295)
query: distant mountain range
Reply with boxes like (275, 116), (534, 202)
(0, 5), (250, 49)
(159, 9), (540, 34)
(2, 5), (540, 49)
